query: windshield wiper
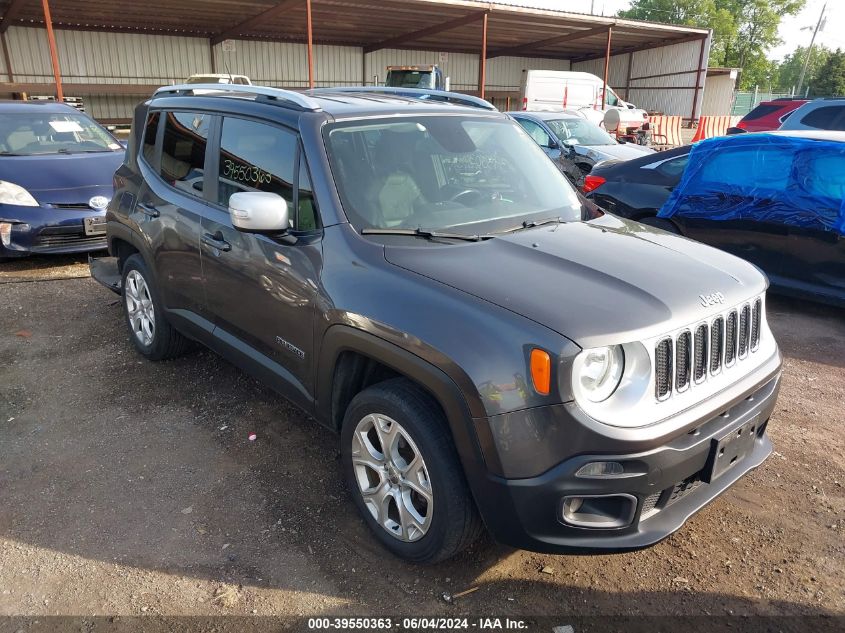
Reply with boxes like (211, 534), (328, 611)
(501, 216), (565, 233)
(361, 227), (493, 242)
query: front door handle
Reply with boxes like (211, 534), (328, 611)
(202, 232), (231, 252)
(137, 203), (159, 218)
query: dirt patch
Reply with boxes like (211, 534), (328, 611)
(0, 253), (92, 283)
(0, 273), (843, 623)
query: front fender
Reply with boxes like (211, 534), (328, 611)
(315, 322), (493, 472)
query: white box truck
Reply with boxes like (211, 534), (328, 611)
(519, 70), (648, 132)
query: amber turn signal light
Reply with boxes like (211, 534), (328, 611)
(530, 348), (551, 395)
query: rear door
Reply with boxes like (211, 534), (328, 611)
(670, 144), (789, 277)
(199, 115), (323, 410)
(780, 145), (845, 299)
(134, 109), (214, 336)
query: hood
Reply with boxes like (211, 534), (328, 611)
(0, 151), (123, 204)
(574, 143), (654, 163)
(383, 214), (766, 348)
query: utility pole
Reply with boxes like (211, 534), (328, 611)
(797, 2), (826, 95)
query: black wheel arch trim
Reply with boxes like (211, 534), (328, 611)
(315, 324), (504, 479)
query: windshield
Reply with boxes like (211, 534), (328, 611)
(324, 116), (582, 234)
(0, 112), (120, 156)
(546, 118), (617, 146)
(386, 71), (435, 89)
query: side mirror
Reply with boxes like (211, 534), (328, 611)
(545, 138), (560, 150)
(229, 192), (289, 233)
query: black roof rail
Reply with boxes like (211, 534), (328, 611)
(153, 84), (323, 112)
(309, 86), (498, 111)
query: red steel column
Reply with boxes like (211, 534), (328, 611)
(41, 0), (63, 101)
(690, 35), (707, 122)
(601, 26), (612, 109)
(478, 12), (488, 98)
(306, 0), (314, 89)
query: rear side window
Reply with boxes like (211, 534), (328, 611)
(800, 105), (845, 131)
(740, 104), (781, 121)
(656, 155), (689, 178)
(698, 146), (792, 192)
(217, 117), (318, 230)
(515, 118), (553, 147)
(159, 112), (210, 198)
(142, 111), (160, 167)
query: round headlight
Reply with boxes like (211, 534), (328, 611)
(573, 345), (625, 403)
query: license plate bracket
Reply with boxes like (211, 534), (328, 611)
(83, 217), (106, 236)
(703, 415), (759, 483)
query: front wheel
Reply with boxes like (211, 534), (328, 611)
(121, 254), (190, 360)
(341, 378), (482, 563)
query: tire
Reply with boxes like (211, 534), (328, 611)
(121, 253), (190, 361)
(341, 378), (482, 563)
(639, 216), (680, 234)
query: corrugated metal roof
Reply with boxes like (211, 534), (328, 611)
(0, 0), (708, 62)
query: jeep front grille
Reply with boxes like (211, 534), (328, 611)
(738, 304), (750, 358)
(710, 317), (723, 374)
(693, 323), (707, 383)
(751, 298), (761, 351)
(655, 296), (764, 403)
(725, 310), (738, 366)
(655, 338), (672, 401)
(675, 331), (691, 391)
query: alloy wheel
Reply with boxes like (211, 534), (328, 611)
(351, 413), (433, 542)
(125, 269), (155, 347)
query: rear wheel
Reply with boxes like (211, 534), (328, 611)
(121, 254), (190, 360)
(639, 216), (680, 234)
(341, 378), (482, 563)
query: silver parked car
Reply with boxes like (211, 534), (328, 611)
(509, 110), (654, 186)
(778, 98), (845, 132)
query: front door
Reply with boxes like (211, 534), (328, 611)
(199, 115), (323, 410)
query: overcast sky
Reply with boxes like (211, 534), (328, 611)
(496, 0), (843, 60)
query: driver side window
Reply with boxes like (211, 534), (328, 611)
(516, 119), (553, 148)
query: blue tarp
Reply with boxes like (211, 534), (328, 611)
(658, 133), (845, 235)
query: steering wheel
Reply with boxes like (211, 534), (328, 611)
(448, 188), (484, 205)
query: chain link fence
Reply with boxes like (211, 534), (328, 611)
(730, 91), (794, 116)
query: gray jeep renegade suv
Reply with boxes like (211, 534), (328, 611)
(93, 84), (782, 563)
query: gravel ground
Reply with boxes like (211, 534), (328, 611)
(0, 255), (843, 629)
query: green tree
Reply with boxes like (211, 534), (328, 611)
(619, 0), (806, 90)
(811, 48), (845, 96)
(775, 45), (832, 94)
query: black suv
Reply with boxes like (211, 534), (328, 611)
(93, 84), (782, 563)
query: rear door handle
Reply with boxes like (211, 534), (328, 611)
(137, 203), (159, 218)
(202, 232), (231, 252)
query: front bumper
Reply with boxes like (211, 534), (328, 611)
(470, 359), (781, 554)
(1, 204), (107, 258)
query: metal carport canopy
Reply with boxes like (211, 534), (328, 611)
(0, 0), (709, 115)
(0, 0), (707, 61)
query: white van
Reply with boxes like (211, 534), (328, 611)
(519, 70), (647, 129)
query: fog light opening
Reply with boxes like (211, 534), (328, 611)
(575, 461), (625, 478)
(561, 494), (637, 529)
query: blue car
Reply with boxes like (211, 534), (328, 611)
(0, 101), (124, 261)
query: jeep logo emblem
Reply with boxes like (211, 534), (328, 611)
(699, 292), (725, 307)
